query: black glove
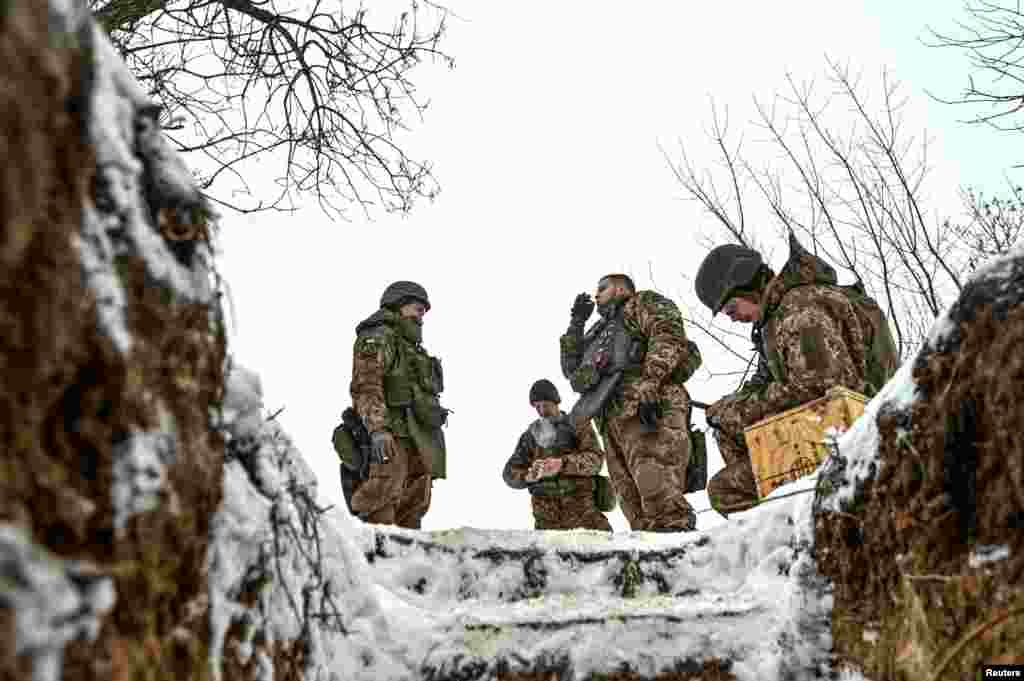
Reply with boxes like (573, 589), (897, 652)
(570, 292), (595, 326)
(369, 431), (392, 464)
(638, 400), (662, 429)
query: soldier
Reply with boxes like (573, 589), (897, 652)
(695, 233), (891, 517)
(502, 379), (613, 532)
(346, 281), (448, 528)
(560, 274), (702, 532)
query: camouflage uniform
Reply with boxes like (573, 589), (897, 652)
(705, 237), (868, 515)
(502, 413), (612, 531)
(348, 307), (447, 529)
(561, 291), (700, 531)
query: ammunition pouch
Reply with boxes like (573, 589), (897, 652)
(411, 386), (450, 428)
(383, 373), (413, 408)
(684, 428), (707, 493)
(529, 477), (580, 497)
(429, 356), (444, 393)
(332, 424), (361, 472)
(332, 407), (373, 480)
(594, 474), (617, 512)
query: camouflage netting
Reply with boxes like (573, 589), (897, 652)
(0, 2), (226, 679)
(814, 251), (1024, 679)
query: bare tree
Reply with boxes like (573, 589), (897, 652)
(662, 58), (1017, 385)
(951, 183), (1024, 270)
(90, 0), (455, 219)
(925, 0), (1024, 144)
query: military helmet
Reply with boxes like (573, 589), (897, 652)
(529, 379), (561, 404)
(380, 281), (430, 311)
(695, 244), (764, 315)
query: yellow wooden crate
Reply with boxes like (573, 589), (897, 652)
(743, 385), (867, 499)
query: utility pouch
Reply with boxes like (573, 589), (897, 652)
(529, 477), (577, 497)
(430, 356), (444, 393)
(411, 387), (450, 428)
(332, 423), (362, 473)
(593, 474), (618, 512)
(684, 428), (707, 493)
(333, 408), (370, 478)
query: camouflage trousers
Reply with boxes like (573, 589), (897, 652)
(531, 480), (612, 532)
(706, 392), (760, 517)
(604, 384), (695, 531)
(349, 436), (431, 529)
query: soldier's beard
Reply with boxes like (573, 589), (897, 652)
(597, 295), (626, 319)
(397, 316), (423, 344)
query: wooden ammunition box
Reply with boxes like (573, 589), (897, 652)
(743, 385), (867, 499)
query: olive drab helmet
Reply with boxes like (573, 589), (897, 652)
(695, 244), (764, 315)
(380, 281), (431, 311)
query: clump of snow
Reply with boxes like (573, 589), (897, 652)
(110, 425), (177, 535)
(207, 359), (436, 681)
(927, 243), (1024, 349)
(817, 357), (919, 514)
(77, 14), (217, 353)
(968, 544), (1011, 568)
(0, 524), (116, 681)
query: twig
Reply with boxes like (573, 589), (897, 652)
(695, 485), (816, 514)
(266, 406), (285, 421)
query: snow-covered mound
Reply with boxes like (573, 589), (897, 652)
(209, 363), (838, 680)
(812, 245), (1024, 679)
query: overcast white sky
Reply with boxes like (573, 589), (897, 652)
(213, 1), (1020, 533)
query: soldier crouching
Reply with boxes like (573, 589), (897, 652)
(503, 379), (612, 532)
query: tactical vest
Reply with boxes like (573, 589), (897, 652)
(574, 304), (699, 393)
(374, 326), (449, 478)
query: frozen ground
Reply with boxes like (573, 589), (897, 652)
(203, 359), (897, 680)
(200, 310), (936, 680)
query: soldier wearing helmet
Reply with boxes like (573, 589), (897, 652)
(560, 274), (703, 532)
(695, 234), (871, 517)
(344, 281), (449, 528)
(502, 379), (612, 531)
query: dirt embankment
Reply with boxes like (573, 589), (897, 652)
(815, 256), (1024, 680)
(0, 3), (225, 679)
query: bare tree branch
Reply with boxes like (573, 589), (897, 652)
(90, 0), (455, 220)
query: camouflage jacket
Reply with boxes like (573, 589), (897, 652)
(560, 290), (699, 421)
(503, 412), (604, 491)
(739, 235), (867, 425)
(349, 308), (445, 438)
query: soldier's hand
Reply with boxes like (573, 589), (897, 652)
(525, 461), (542, 482)
(528, 458), (562, 481)
(570, 293), (595, 325)
(369, 431), (394, 464)
(540, 458), (563, 478)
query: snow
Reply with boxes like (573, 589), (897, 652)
(197, 247), (1024, 677)
(969, 544), (1011, 568)
(77, 14), (218, 354)
(110, 407), (178, 534)
(818, 356), (919, 514)
(0, 525), (116, 681)
(205, 361), (836, 679)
